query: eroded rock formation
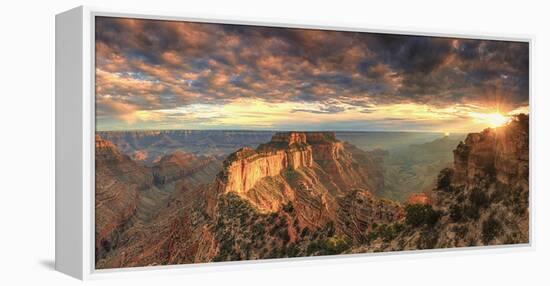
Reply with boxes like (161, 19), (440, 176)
(215, 132), (384, 213)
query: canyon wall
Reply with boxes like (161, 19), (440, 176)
(221, 133), (314, 195)
(452, 114), (529, 190)
(152, 151), (218, 185)
(95, 135), (153, 260)
(218, 132), (383, 198)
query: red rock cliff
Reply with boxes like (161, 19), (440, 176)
(214, 132), (385, 216)
(221, 132), (314, 195)
(451, 114), (529, 190)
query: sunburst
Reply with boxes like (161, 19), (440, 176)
(470, 112), (511, 128)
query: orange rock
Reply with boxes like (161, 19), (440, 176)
(407, 193), (431, 205)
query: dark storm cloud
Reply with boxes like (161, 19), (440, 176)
(95, 16), (529, 119)
(364, 35), (452, 73)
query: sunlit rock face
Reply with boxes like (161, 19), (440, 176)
(419, 115), (529, 248)
(271, 132), (308, 145)
(215, 132), (384, 214)
(433, 115), (530, 246)
(493, 117), (529, 188)
(220, 132), (316, 196)
(407, 193), (431, 205)
(452, 114), (529, 191)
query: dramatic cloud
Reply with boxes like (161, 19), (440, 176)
(95, 17), (529, 132)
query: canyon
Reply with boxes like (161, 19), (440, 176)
(95, 114), (529, 268)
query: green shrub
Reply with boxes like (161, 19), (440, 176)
(450, 204), (463, 222)
(278, 228), (290, 242)
(504, 187), (528, 215)
(376, 223), (404, 242)
(285, 243), (299, 257)
(324, 221), (335, 237)
(300, 227), (310, 238)
(405, 204), (441, 227)
(490, 185), (506, 203)
(306, 241), (318, 255)
(282, 202), (294, 213)
(463, 203), (480, 220)
(437, 168), (454, 191)
(320, 235), (352, 255)
(451, 225), (468, 239)
(252, 224), (265, 238)
(366, 231), (379, 243)
(456, 193), (466, 203)
(469, 188), (489, 209)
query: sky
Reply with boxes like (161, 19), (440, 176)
(95, 17), (529, 132)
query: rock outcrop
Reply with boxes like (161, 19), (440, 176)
(351, 114), (529, 253)
(338, 190), (404, 241)
(407, 193), (431, 205)
(214, 132), (384, 215)
(451, 114), (529, 190)
(432, 114), (529, 246)
(220, 135), (313, 195)
(198, 131), (393, 257)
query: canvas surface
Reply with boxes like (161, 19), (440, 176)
(93, 16), (529, 269)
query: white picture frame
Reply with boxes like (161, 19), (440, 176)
(55, 6), (534, 280)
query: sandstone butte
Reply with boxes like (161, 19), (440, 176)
(220, 132), (314, 195)
(212, 131), (385, 214)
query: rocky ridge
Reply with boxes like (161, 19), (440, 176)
(351, 114), (529, 252)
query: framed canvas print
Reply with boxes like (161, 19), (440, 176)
(55, 6), (532, 280)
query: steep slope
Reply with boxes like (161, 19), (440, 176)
(95, 136), (223, 267)
(95, 184), (218, 268)
(152, 151), (218, 185)
(95, 135), (153, 260)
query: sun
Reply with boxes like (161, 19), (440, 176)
(470, 112), (510, 128)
